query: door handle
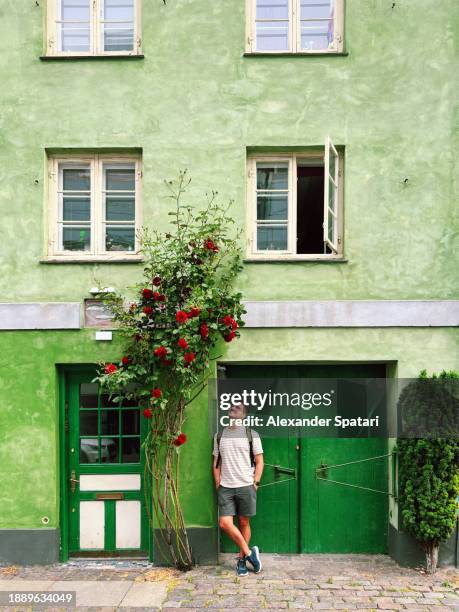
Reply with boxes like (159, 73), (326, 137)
(69, 470), (79, 493)
(273, 465), (296, 476)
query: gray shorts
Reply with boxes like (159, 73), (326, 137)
(217, 484), (257, 517)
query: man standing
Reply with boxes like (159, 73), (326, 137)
(212, 403), (264, 576)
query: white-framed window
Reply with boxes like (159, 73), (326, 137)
(246, 0), (344, 54)
(46, 153), (142, 260)
(246, 137), (343, 260)
(46, 0), (141, 56)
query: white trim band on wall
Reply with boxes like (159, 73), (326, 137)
(0, 303), (80, 330)
(241, 300), (459, 328)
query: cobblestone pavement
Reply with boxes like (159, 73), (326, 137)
(0, 554), (458, 611)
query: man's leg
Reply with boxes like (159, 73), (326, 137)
(237, 516), (251, 558)
(218, 516), (251, 557)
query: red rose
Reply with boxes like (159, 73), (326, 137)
(204, 239), (219, 252)
(143, 306), (153, 316)
(173, 432), (187, 446)
(176, 310), (189, 324)
(121, 356), (130, 366)
(224, 331), (236, 343)
(231, 320), (238, 330)
(153, 291), (161, 301)
(200, 323), (209, 339)
(184, 352), (196, 364)
(178, 337), (188, 349)
(143, 408), (153, 419)
(142, 288), (153, 300)
(188, 307), (201, 318)
(152, 276), (161, 286)
(223, 314), (234, 327)
(154, 346), (168, 359)
(158, 294), (166, 302)
(104, 363), (118, 375)
(151, 388), (162, 398)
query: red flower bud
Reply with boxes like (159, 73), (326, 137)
(231, 320), (238, 330)
(178, 337), (188, 349)
(188, 307), (201, 318)
(104, 363), (118, 375)
(143, 306), (153, 316)
(143, 408), (153, 419)
(223, 314), (234, 327)
(176, 310), (189, 324)
(184, 352), (196, 364)
(200, 322), (209, 339)
(151, 388), (162, 398)
(142, 288), (153, 300)
(173, 432), (187, 446)
(121, 356), (130, 366)
(152, 276), (161, 286)
(224, 331), (237, 343)
(154, 346), (168, 359)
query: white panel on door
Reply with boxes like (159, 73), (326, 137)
(79, 501), (105, 549)
(116, 500), (141, 549)
(79, 474), (141, 491)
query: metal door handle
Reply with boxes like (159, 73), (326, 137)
(274, 465), (296, 476)
(69, 470), (79, 493)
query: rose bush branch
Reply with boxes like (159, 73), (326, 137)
(92, 171), (245, 569)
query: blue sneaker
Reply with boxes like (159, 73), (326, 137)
(236, 557), (248, 576)
(245, 545), (262, 573)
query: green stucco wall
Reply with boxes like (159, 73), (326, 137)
(0, 0), (457, 301)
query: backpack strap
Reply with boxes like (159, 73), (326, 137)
(246, 426), (255, 467)
(216, 430), (223, 468)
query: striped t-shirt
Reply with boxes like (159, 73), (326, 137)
(213, 426), (263, 488)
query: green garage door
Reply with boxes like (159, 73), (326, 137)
(220, 364), (388, 554)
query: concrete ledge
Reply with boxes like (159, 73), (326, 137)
(242, 300), (459, 328)
(0, 303), (80, 330)
(0, 529), (60, 565)
(388, 522), (458, 568)
(153, 527), (218, 566)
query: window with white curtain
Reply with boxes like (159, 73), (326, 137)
(47, 154), (142, 260)
(46, 0), (141, 56)
(246, 138), (343, 259)
(246, 0), (344, 54)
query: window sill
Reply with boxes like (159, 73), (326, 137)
(244, 257), (348, 263)
(40, 54), (144, 61)
(40, 256), (144, 264)
(243, 51), (348, 57)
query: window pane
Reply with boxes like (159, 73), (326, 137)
(61, 25), (90, 52)
(63, 197), (90, 221)
(61, 0), (90, 20)
(105, 226), (135, 251)
(103, 25), (134, 51)
(328, 177), (336, 213)
(103, 0), (134, 22)
(257, 195), (288, 220)
(257, 225), (288, 250)
(121, 438), (140, 463)
(256, 0), (289, 20)
(106, 197), (135, 221)
(301, 22), (333, 50)
(80, 438), (99, 463)
(80, 383), (99, 407)
(122, 410), (140, 435)
(256, 22), (289, 51)
(105, 168), (135, 191)
(101, 410), (119, 435)
(100, 438), (119, 463)
(63, 168), (90, 191)
(300, 0), (334, 20)
(80, 410), (98, 435)
(257, 164), (288, 190)
(63, 227), (91, 251)
(328, 209), (335, 242)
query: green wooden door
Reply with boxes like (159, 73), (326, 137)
(67, 372), (148, 557)
(220, 364), (388, 554)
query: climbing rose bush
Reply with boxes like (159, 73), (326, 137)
(92, 172), (245, 569)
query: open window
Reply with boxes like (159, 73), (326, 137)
(45, 0), (141, 57)
(246, 0), (344, 54)
(247, 137), (343, 260)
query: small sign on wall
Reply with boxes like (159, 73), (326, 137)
(84, 299), (115, 328)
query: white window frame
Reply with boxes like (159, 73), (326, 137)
(46, 0), (142, 57)
(246, 0), (344, 54)
(246, 140), (344, 260)
(46, 153), (142, 261)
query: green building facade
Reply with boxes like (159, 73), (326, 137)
(0, 0), (458, 566)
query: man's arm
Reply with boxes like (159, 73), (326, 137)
(253, 453), (264, 489)
(212, 454), (221, 489)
